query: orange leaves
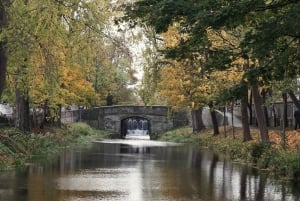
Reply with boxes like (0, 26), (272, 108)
(161, 24), (189, 48)
(158, 61), (208, 110)
(61, 65), (98, 106)
(269, 130), (300, 150)
(161, 26), (181, 48)
(158, 66), (186, 110)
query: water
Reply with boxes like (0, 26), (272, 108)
(0, 139), (299, 201)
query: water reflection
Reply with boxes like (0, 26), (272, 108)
(0, 140), (299, 201)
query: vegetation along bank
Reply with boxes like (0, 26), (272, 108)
(2, 120), (300, 183)
(158, 126), (300, 182)
(0, 123), (112, 170)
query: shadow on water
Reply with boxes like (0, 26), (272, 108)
(0, 139), (300, 201)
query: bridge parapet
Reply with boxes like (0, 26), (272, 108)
(102, 105), (169, 116)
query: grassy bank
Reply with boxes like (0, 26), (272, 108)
(158, 126), (300, 181)
(0, 122), (112, 170)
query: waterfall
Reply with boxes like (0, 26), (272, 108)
(126, 118), (149, 135)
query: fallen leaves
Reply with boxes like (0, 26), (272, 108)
(269, 130), (300, 150)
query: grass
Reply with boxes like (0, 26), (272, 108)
(0, 122), (112, 170)
(157, 126), (300, 181)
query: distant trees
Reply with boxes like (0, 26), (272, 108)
(123, 0), (300, 142)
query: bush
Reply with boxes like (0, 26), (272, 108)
(67, 122), (94, 136)
(66, 122), (111, 139)
(249, 142), (272, 164)
(157, 127), (198, 143)
(259, 148), (300, 180)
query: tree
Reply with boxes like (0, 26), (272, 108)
(158, 61), (207, 133)
(124, 0), (296, 142)
(155, 25), (250, 136)
(2, 0), (138, 131)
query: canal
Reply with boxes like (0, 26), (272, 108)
(0, 138), (299, 201)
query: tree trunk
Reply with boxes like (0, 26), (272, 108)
(209, 103), (219, 135)
(57, 104), (62, 127)
(0, 1), (9, 98)
(241, 92), (252, 141)
(272, 105), (277, 127)
(231, 102), (235, 138)
(210, 109), (219, 136)
(15, 89), (30, 132)
(281, 93), (287, 149)
(247, 89), (253, 125)
(40, 99), (50, 129)
(282, 92), (288, 128)
(288, 90), (300, 110)
(252, 84), (269, 142)
(191, 109), (205, 133)
(223, 109), (227, 137)
(261, 89), (270, 127)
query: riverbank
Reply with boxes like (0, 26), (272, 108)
(157, 126), (300, 181)
(0, 122), (112, 170)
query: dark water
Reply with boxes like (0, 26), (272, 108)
(0, 138), (300, 201)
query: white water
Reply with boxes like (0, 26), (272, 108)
(127, 129), (148, 135)
(125, 133), (151, 140)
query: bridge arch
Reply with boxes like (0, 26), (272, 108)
(61, 106), (189, 138)
(120, 116), (151, 138)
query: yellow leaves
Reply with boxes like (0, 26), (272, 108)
(157, 53), (245, 110)
(61, 65), (99, 106)
(158, 62), (207, 110)
(197, 85), (209, 92)
(161, 24), (189, 48)
(158, 66), (185, 109)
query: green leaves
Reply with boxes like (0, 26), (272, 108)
(218, 81), (248, 104)
(205, 49), (233, 71)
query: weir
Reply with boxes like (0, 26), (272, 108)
(121, 117), (150, 139)
(125, 117), (149, 135)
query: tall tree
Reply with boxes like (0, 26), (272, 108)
(123, 0), (300, 142)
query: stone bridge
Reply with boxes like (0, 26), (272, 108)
(61, 105), (189, 138)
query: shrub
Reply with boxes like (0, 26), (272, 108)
(0, 123), (111, 170)
(284, 150), (300, 179)
(67, 122), (94, 136)
(249, 142), (272, 164)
